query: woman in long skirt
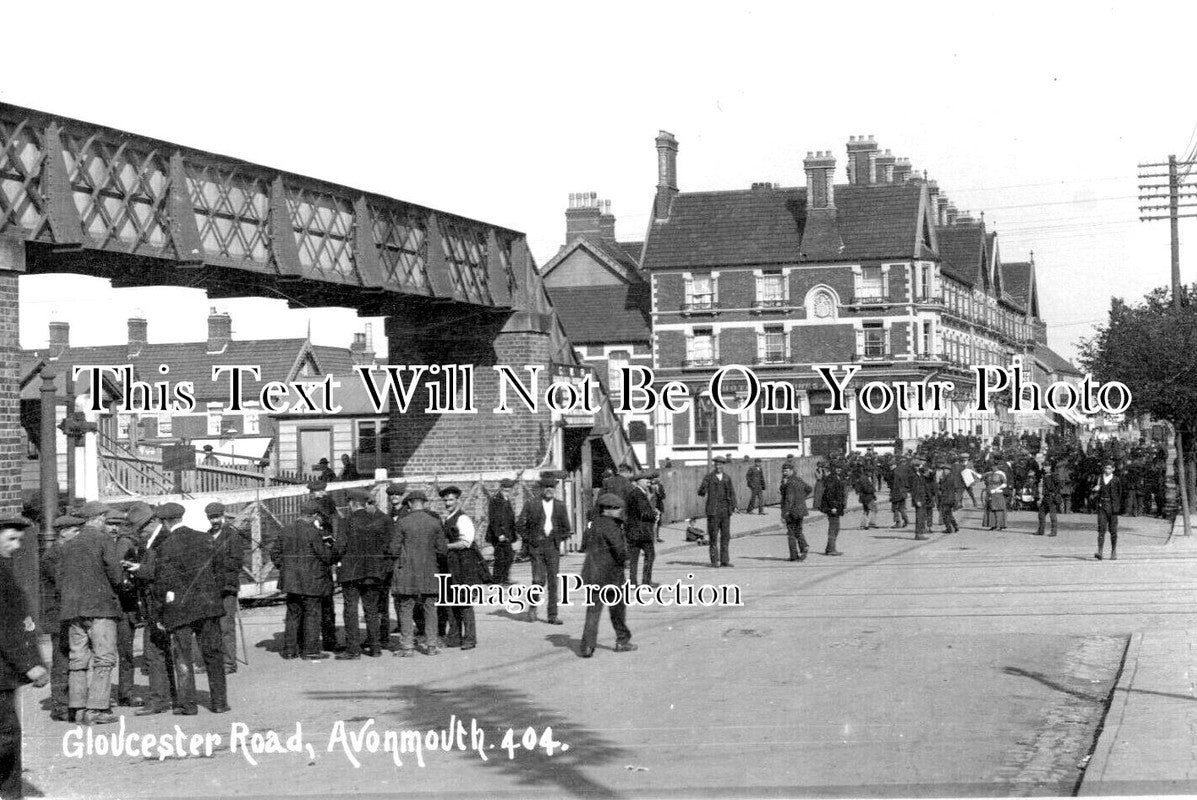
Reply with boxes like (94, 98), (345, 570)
(986, 470), (1008, 530)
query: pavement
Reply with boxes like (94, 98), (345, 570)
(16, 504), (1197, 798)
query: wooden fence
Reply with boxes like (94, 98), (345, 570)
(655, 456), (820, 524)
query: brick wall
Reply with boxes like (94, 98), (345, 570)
(719, 327), (757, 365)
(887, 264), (909, 301)
(655, 273), (685, 312)
(0, 252), (33, 610)
(892, 321), (912, 356)
(791, 266), (853, 303)
(791, 325), (855, 363)
(657, 330), (686, 369)
(718, 270), (755, 309)
(384, 311), (554, 474)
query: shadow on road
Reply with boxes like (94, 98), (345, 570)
(1003, 666), (1105, 703)
(303, 682), (629, 797)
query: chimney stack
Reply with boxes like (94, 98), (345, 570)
(874, 150), (896, 183)
(926, 180), (940, 215)
(893, 158), (912, 183)
(598, 199), (616, 241)
(936, 195), (950, 227)
(946, 205), (959, 225)
(845, 135), (879, 185)
(206, 307), (232, 354)
(48, 321), (69, 360)
(956, 209), (975, 225)
(654, 130), (679, 220)
(804, 151), (837, 210)
(128, 316), (147, 357)
(565, 192), (603, 241)
(350, 328), (376, 366)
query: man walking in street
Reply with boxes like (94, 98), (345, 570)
(206, 502), (245, 673)
(626, 471), (659, 586)
(820, 463), (847, 555)
(486, 478), (518, 585)
(1092, 462), (1123, 560)
(269, 500), (341, 660)
(390, 491), (446, 657)
(781, 462), (811, 561)
(890, 456), (912, 527)
(306, 481), (341, 653)
(911, 458), (934, 540)
(855, 467), (878, 529)
(745, 458), (766, 514)
(579, 494), (636, 658)
(518, 478), (572, 625)
(123, 506), (178, 716)
(335, 489), (393, 659)
(698, 457), (737, 567)
(1031, 454), (1062, 537)
(104, 508), (142, 708)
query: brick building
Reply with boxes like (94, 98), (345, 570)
(541, 192), (653, 465)
(640, 131), (1075, 463)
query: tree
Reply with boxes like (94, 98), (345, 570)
(1077, 284), (1197, 508)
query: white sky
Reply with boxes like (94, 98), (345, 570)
(4, 0), (1195, 364)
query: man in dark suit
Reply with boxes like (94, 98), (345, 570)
(39, 515), (82, 721)
(146, 503), (230, 715)
(335, 489), (393, 659)
(306, 481), (340, 652)
(910, 458), (934, 541)
(745, 459), (766, 514)
(205, 502), (245, 673)
(486, 479), (519, 585)
(0, 517), (48, 799)
(625, 471), (660, 586)
(518, 478), (572, 624)
(102, 508), (143, 708)
(890, 456), (912, 528)
(1091, 462), (1123, 560)
(579, 494), (635, 658)
(1031, 455), (1063, 537)
(389, 491), (447, 657)
(780, 462), (811, 561)
(122, 506), (178, 716)
(697, 457), (737, 567)
(270, 500), (342, 659)
(820, 464), (848, 555)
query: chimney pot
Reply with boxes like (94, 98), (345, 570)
(654, 130), (680, 220)
(48, 321), (69, 359)
(207, 309), (232, 354)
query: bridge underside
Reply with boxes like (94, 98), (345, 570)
(0, 103), (638, 519)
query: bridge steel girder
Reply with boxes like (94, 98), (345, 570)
(0, 102), (526, 312)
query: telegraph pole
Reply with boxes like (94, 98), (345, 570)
(1138, 155), (1197, 307)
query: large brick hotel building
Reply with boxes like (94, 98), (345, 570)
(546, 131), (1078, 464)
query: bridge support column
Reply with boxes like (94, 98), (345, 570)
(0, 237), (34, 613)
(384, 309), (553, 475)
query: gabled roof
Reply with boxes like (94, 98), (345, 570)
(935, 224), (982, 287)
(1003, 261), (1040, 318)
(640, 182), (929, 270)
(618, 241), (644, 265)
(544, 284), (651, 344)
(19, 339), (354, 403)
(541, 235), (644, 284)
(1034, 344), (1082, 377)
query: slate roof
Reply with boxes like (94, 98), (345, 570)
(935, 224), (983, 287)
(640, 183), (927, 270)
(618, 241), (644, 265)
(545, 284), (651, 344)
(19, 339), (354, 404)
(1034, 344), (1082, 377)
(1004, 261), (1033, 308)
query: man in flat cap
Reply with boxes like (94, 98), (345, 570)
(206, 502), (246, 673)
(315, 458), (336, 484)
(135, 503), (229, 714)
(439, 486), (487, 648)
(306, 480), (340, 652)
(270, 501), (341, 659)
(55, 502), (126, 725)
(698, 456), (737, 568)
(389, 491), (447, 656)
(602, 463), (635, 504)
(386, 483), (410, 523)
(0, 516), (48, 798)
(579, 494), (635, 658)
(518, 478), (572, 625)
(335, 489), (393, 658)
(39, 515), (82, 721)
(486, 479), (518, 586)
(625, 472), (659, 586)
